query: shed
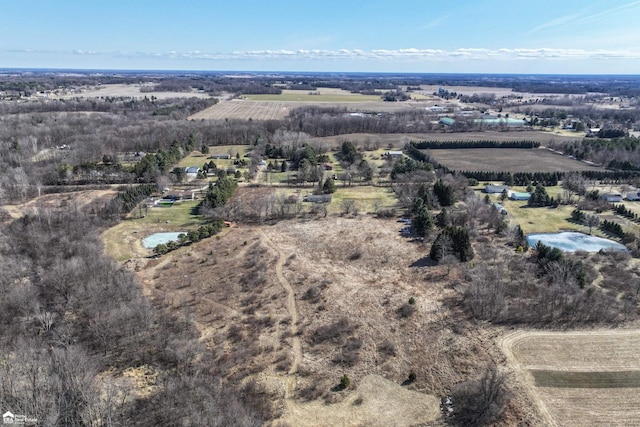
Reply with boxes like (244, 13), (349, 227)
(509, 192), (531, 201)
(601, 193), (623, 203)
(485, 185), (510, 194)
(209, 154), (232, 160)
(386, 151), (403, 157)
(303, 194), (332, 203)
(439, 117), (455, 127)
(625, 193), (640, 201)
(492, 203), (508, 215)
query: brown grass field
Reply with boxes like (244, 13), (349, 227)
(120, 197), (519, 426)
(426, 148), (602, 173)
(500, 329), (640, 427)
(189, 99), (437, 121)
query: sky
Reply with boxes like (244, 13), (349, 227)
(1, 0), (640, 74)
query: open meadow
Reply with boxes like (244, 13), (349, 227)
(501, 330), (640, 427)
(128, 212), (505, 426)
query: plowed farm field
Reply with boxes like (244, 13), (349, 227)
(189, 99), (430, 121)
(501, 329), (640, 426)
(189, 100), (294, 121)
(426, 148), (602, 173)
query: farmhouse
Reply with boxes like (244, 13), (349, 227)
(601, 193), (623, 203)
(509, 192), (531, 201)
(485, 184), (510, 194)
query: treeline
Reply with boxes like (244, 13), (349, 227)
(202, 176), (238, 210)
(0, 96), (217, 116)
(455, 171), (561, 186)
(288, 106), (438, 136)
(612, 204), (640, 222)
(600, 219), (625, 237)
(461, 246), (634, 325)
(133, 136), (197, 180)
(114, 183), (156, 213)
(0, 208), (267, 425)
(154, 219), (226, 255)
(412, 140), (540, 149)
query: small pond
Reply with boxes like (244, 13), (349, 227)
(141, 232), (185, 249)
(526, 232), (627, 252)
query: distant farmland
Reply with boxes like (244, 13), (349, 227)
(189, 100), (293, 120)
(425, 148), (602, 173)
(189, 88), (436, 121)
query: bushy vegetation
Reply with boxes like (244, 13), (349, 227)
(202, 176), (238, 211)
(0, 209), (267, 426)
(430, 226), (474, 262)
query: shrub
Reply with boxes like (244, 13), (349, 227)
(340, 374), (351, 390)
(398, 303), (417, 318)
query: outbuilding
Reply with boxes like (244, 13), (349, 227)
(601, 193), (623, 203)
(509, 192), (531, 201)
(385, 151), (403, 157)
(485, 184), (510, 194)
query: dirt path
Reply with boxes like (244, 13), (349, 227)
(259, 229), (303, 402)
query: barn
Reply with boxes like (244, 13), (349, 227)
(510, 192), (531, 201)
(485, 185), (510, 194)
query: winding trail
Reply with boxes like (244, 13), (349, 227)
(259, 229), (302, 399)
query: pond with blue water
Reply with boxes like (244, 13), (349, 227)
(526, 232), (627, 252)
(141, 232), (185, 249)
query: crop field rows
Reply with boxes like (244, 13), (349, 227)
(425, 148), (602, 173)
(190, 99), (434, 121)
(502, 330), (640, 426)
(189, 100), (293, 121)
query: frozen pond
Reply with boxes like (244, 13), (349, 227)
(526, 232), (627, 252)
(141, 232), (185, 249)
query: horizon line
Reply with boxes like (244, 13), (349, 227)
(1, 67), (640, 77)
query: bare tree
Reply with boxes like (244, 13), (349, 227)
(447, 366), (508, 427)
(341, 198), (357, 216)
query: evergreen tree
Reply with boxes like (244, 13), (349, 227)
(322, 177), (336, 194)
(434, 179), (456, 207)
(430, 226), (474, 262)
(413, 206), (434, 237)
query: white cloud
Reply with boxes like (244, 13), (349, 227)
(7, 47), (640, 63)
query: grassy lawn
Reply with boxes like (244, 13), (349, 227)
(103, 200), (207, 261)
(328, 185), (397, 214)
(503, 202), (579, 234)
(177, 145), (250, 169)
